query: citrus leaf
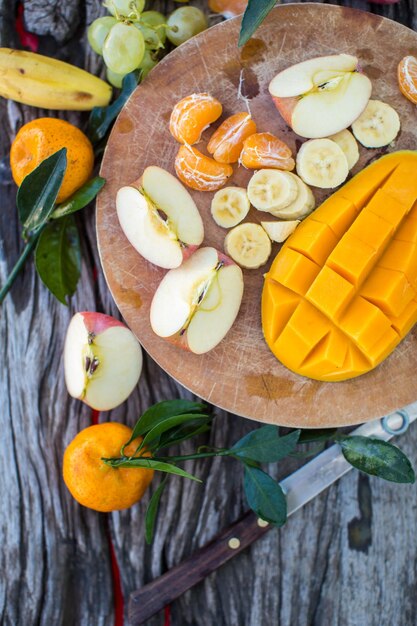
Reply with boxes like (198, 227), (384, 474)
(156, 418), (212, 450)
(145, 477), (168, 544)
(17, 148), (67, 234)
(298, 428), (338, 444)
(243, 465), (287, 526)
(104, 457), (202, 482)
(340, 436), (416, 484)
(137, 413), (210, 453)
(88, 71), (140, 144)
(230, 427), (300, 462)
(121, 399), (207, 452)
(51, 176), (105, 219)
(35, 215), (81, 305)
(238, 0), (276, 47)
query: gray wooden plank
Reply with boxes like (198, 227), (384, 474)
(0, 1), (114, 624)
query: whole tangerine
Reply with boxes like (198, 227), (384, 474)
(63, 422), (154, 512)
(10, 117), (94, 203)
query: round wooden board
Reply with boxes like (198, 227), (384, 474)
(97, 3), (417, 428)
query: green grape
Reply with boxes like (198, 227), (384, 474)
(106, 0), (145, 18)
(103, 22), (145, 74)
(135, 10), (166, 49)
(166, 7), (207, 47)
(139, 49), (158, 78)
(135, 23), (161, 50)
(106, 67), (126, 88)
(87, 16), (117, 55)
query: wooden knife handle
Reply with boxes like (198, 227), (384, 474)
(128, 511), (270, 625)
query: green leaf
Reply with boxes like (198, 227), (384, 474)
(145, 478), (168, 544)
(88, 71), (140, 144)
(137, 413), (210, 453)
(35, 215), (81, 305)
(103, 457), (202, 482)
(157, 418), (212, 450)
(230, 427), (300, 463)
(17, 148), (67, 234)
(121, 399), (207, 453)
(51, 176), (105, 219)
(298, 428), (338, 444)
(340, 436), (416, 484)
(238, 0), (276, 47)
(243, 465), (287, 526)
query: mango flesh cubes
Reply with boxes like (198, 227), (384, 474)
(262, 151), (417, 381)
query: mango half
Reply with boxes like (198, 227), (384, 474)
(262, 151), (417, 381)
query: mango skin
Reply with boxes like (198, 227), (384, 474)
(262, 151), (417, 382)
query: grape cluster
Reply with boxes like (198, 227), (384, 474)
(87, 1), (208, 87)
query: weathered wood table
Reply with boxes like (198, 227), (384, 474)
(1, 1), (417, 625)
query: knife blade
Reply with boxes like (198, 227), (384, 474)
(129, 403), (417, 625)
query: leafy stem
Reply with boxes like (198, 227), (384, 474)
(104, 400), (416, 544)
(0, 230), (43, 304)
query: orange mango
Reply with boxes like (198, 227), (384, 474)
(262, 151), (417, 381)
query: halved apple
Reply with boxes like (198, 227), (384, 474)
(64, 312), (142, 411)
(150, 247), (244, 354)
(116, 166), (204, 269)
(269, 54), (372, 139)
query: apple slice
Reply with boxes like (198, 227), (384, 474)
(64, 312), (142, 411)
(116, 166), (204, 269)
(269, 54), (372, 139)
(150, 247), (244, 354)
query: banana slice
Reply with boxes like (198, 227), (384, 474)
(351, 99), (400, 148)
(269, 173), (315, 220)
(327, 129), (359, 169)
(261, 220), (300, 243)
(296, 138), (349, 189)
(211, 187), (250, 228)
(224, 222), (271, 269)
(247, 169), (298, 211)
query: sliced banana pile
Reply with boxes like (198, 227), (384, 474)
(247, 169), (316, 219)
(247, 169), (298, 211)
(296, 138), (349, 188)
(351, 99), (400, 148)
(225, 222), (272, 269)
(327, 129), (359, 169)
(210, 186), (250, 228)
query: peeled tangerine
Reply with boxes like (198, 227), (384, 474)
(207, 112), (256, 164)
(175, 145), (233, 191)
(169, 93), (222, 144)
(262, 151), (417, 381)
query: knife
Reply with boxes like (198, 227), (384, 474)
(129, 403), (417, 625)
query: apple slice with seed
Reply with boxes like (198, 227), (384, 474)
(150, 247), (244, 354)
(269, 54), (372, 138)
(116, 165), (204, 269)
(64, 312), (142, 410)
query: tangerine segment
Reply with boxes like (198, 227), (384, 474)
(169, 93), (222, 145)
(10, 117), (94, 203)
(398, 56), (417, 105)
(208, 0), (248, 17)
(240, 132), (295, 171)
(175, 145), (233, 191)
(207, 112), (256, 164)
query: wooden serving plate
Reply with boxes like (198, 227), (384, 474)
(97, 3), (417, 428)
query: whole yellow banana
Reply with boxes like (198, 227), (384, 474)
(0, 48), (112, 111)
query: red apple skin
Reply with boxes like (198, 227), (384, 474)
(217, 251), (237, 268)
(80, 312), (126, 335)
(181, 244), (200, 264)
(271, 96), (298, 129)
